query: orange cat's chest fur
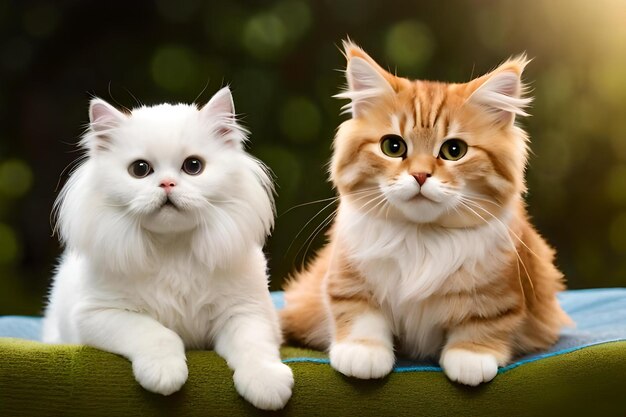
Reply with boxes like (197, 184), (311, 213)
(327, 200), (520, 358)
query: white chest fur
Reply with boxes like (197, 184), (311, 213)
(74, 242), (269, 350)
(131, 256), (223, 349)
(336, 203), (513, 358)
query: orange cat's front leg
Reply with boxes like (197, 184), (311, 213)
(325, 261), (395, 379)
(440, 311), (523, 386)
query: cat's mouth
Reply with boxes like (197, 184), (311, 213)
(409, 193), (434, 203)
(161, 197), (179, 210)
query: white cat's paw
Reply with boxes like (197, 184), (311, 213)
(233, 361), (294, 410)
(329, 341), (395, 379)
(132, 335), (188, 396)
(441, 348), (498, 386)
(132, 354), (188, 395)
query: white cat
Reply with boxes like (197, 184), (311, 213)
(42, 87), (293, 410)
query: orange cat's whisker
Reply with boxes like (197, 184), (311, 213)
(286, 197), (347, 256)
(298, 208), (338, 269)
(462, 197), (541, 261)
(290, 188), (383, 262)
(458, 198), (536, 299)
(281, 196), (339, 216)
(456, 199), (528, 300)
(356, 194), (388, 219)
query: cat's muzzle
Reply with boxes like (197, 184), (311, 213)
(161, 197), (179, 210)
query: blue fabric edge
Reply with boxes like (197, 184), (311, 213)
(281, 339), (626, 373)
(279, 288), (626, 373)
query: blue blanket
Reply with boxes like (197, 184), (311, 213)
(2, 288), (625, 373)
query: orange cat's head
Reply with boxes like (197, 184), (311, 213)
(331, 40), (532, 228)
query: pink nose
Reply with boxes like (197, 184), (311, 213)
(159, 179), (176, 193)
(413, 173), (431, 186)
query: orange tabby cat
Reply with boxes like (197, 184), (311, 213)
(280, 41), (572, 386)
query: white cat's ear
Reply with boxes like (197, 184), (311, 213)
(334, 40), (395, 118)
(200, 87), (244, 145)
(89, 98), (126, 132)
(87, 99), (127, 152)
(203, 86), (235, 116)
(467, 55), (533, 125)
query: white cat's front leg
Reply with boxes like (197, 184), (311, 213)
(75, 306), (188, 395)
(214, 303), (293, 411)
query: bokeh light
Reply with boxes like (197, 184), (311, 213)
(156, 0), (201, 23)
(385, 20), (434, 74)
(242, 13), (288, 61)
(0, 223), (19, 264)
(0, 159), (33, 198)
(279, 97), (322, 144)
(241, 1), (310, 61)
(609, 212), (626, 253)
(151, 45), (200, 94)
(605, 165), (626, 206)
(1, 0), (626, 314)
(256, 145), (302, 208)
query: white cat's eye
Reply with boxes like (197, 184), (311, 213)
(439, 139), (468, 161)
(182, 157), (204, 176)
(380, 134), (407, 158)
(128, 160), (153, 178)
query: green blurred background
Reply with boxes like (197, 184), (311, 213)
(0, 0), (625, 315)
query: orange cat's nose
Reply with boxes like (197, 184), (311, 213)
(413, 173), (431, 186)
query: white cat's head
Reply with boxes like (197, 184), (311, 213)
(56, 87), (274, 271)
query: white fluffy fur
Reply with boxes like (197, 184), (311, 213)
(329, 341), (395, 379)
(329, 311), (395, 379)
(42, 88), (293, 410)
(334, 200), (514, 362)
(440, 348), (499, 386)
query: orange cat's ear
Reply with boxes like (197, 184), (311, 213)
(334, 39), (395, 118)
(466, 55), (533, 126)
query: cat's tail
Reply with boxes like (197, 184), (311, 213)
(280, 247), (332, 351)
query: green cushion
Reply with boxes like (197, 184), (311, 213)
(1, 338), (625, 417)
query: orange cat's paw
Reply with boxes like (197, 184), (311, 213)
(329, 341), (395, 379)
(440, 348), (498, 386)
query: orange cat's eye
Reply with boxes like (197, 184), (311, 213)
(439, 139), (468, 161)
(380, 135), (407, 158)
